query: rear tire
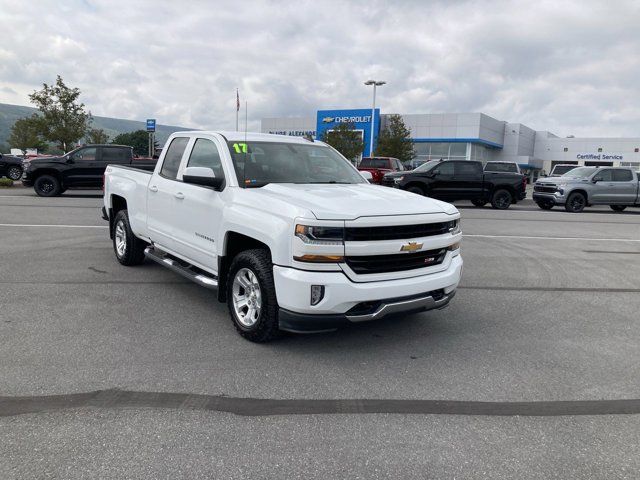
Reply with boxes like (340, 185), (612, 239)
(565, 192), (586, 213)
(610, 205), (627, 212)
(536, 200), (554, 210)
(34, 175), (61, 197)
(491, 189), (512, 210)
(226, 249), (280, 342)
(7, 166), (23, 181)
(113, 209), (147, 266)
(471, 199), (487, 207)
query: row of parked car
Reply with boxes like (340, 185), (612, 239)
(4, 145), (639, 214)
(358, 157), (527, 210)
(358, 156), (640, 213)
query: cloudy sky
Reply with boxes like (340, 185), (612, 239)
(1, 0), (639, 136)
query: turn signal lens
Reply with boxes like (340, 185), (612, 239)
(448, 242), (460, 251)
(294, 254), (345, 263)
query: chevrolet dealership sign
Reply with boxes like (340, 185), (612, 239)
(316, 108), (380, 157)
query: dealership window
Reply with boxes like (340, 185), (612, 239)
(635, 148), (639, 153)
(621, 161), (640, 168)
(597, 147), (603, 152)
(412, 142), (469, 162)
(563, 147), (568, 152)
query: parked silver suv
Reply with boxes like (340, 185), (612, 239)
(533, 167), (640, 212)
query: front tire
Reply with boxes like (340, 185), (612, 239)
(565, 192), (586, 213)
(491, 189), (512, 209)
(7, 166), (23, 181)
(226, 249), (280, 342)
(610, 205), (627, 212)
(406, 185), (425, 196)
(113, 209), (147, 266)
(34, 175), (61, 197)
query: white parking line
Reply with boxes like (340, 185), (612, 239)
(0, 224), (107, 228)
(464, 234), (640, 242)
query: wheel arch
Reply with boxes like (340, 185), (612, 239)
(217, 231), (272, 303)
(108, 194), (128, 239)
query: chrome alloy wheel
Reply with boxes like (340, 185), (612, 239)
(232, 267), (262, 327)
(114, 220), (127, 258)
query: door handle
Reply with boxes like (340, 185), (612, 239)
(149, 185), (158, 192)
(174, 192), (185, 200)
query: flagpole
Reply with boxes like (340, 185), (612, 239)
(235, 88), (239, 131)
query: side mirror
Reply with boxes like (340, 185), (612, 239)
(592, 176), (602, 183)
(360, 170), (373, 182)
(183, 166), (225, 190)
(66, 156), (75, 163)
(426, 171), (436, 178)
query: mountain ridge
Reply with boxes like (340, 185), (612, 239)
(0, 102), (192, 151)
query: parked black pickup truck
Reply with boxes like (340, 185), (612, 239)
(386, 159), (527, 209)
(22, 144), (157, 196)
(0, 153), (25, 180)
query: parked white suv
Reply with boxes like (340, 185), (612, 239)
(102, 132), (463, 342)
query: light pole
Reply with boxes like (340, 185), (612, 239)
(364, 80), (385, 157)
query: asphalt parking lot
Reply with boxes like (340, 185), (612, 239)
(1, 187), (640, 479)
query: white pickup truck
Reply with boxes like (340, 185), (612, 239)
(102, 132), (463, 342)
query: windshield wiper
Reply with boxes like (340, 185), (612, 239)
(307, 181), (352, 184)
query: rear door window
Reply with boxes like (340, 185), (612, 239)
(613, 169), (633, 181)
(102, 147), (129, 163)
(160, 137), (189, 180)
(454, 162), (482, 175)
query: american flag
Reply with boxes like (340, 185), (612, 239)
(236, 89), (240, 112)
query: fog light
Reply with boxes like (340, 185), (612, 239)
(310, 285), (325, 305)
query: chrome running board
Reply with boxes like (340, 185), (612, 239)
(144, 247), (218, 290)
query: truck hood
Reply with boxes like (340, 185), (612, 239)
(248, 183), (458, 220)
(536, 177), (590, 186)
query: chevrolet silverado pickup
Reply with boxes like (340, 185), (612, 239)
(383, 159), (526, 209)
(103, 132), (463, 342)
(533, 166), (640, 212)
(23, 144), (157, 196)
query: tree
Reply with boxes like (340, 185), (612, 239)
(374, 114), (415, 163)
(28, 75), (91, 152)
(112, 130), (158, 156)
(321, 122), (364, 163)
(86, 128), (110, 144)
(8, 116), (48, 154)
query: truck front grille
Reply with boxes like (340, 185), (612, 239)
(534, 184), (557, 193)
(345, 222), (453, 241)
(345, 248), (448, 274)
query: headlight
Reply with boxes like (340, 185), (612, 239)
(295, 224), (344, 245)
(557, 183), (567, 188)
(448, 219), (461, 235)
(394, 176), (403, 183)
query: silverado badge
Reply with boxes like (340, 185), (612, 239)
(400, 241), (423, 252)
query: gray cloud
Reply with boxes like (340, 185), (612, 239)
(0, 0), (639, 136)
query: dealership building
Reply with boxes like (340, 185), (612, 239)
(261, 109), (640, 178)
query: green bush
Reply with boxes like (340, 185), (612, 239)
(0, 178), (14, 187)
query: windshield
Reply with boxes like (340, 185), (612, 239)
(552, 165), (578, 175)
(227, 141), (366, 187)
(412, 160), (440, 172)
(561, 167), (596, 178)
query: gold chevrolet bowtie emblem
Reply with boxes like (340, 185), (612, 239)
(400, 241), (423, 252)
